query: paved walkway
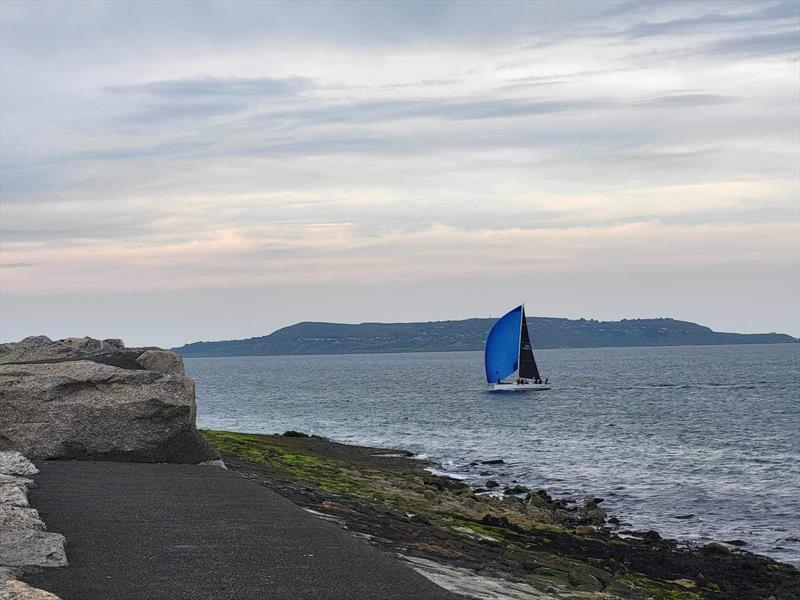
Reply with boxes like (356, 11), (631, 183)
(24, 461), (460, 600)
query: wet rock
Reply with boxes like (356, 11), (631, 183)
(283, 431), (310, 438)
(320, 500), (353, 514)
(481, 514), (511, 528)
(579, 500), (607, 525)
(409, 513), (431, 525)
(642, 530), (662, 542)
(500, 496), (524, 511)
(479, 471), (491, 477)
(702, 542), (732, 556)
(480, 459), (504, 465)
(0, 530), (67, 568)
(436, 478), (469, 493)
(674, 513), (695, 520)
(524, 492), (549, 509)
(723, 539), (747, 546)
(608, 516), (621, 525)
(575, 526), (595, 536)
(485, 480), (499, 489)
(503, 485), (530, 495)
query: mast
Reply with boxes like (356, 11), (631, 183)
(517, 303), (524, 378)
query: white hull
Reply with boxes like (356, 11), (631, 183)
(491, 382), (551, 392)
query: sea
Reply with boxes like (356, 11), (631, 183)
(185, 343), (800, 567)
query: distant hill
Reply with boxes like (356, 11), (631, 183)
(172, 317), (797, 357)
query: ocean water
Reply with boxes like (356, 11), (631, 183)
(186, 344), (800, 566)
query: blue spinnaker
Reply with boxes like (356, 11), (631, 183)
(484, 306), (522, 383)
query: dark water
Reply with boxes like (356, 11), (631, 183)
(186, 344), (800, 566)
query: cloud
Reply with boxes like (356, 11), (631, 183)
(623, 1), (799, 38)
(1, 0), (798, 340)
(701, 30), (800, 57)
(106, 76), (314, 98)
(637, 93), (736, 108)
(116, 100), (247, 125)
(101, 76), (316, 126)
(3, 219), (796, 296)
(249, 92), (736, 130)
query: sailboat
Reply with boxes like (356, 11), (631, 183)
(485, 305), (550, 391)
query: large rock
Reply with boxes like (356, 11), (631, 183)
(0, 531), (67, 568)
(0, 337), (216, 463)
(0, 336), (152, 370)
(135, 350), (184, 375)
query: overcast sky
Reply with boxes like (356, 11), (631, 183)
(1, 0), (799, 347)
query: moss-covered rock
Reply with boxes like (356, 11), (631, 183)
(202, 430), (800, 600)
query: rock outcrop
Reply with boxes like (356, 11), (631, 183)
(0, 337), (216, 463)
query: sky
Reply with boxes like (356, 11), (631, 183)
(1, 0), (799, 347)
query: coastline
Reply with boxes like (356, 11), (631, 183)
(202, 429), (800, 600)
(187, 342), (800, 568)
(178, 340), (799, 359)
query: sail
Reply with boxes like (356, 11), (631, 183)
(518, 310), (541, 381)
(484, 306), (522, 383)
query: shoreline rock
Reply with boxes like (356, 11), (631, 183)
(0, 451), (66, 599)
(203, 429), (800, 599)
(0, 336), (217, 464)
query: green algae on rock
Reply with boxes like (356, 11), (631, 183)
(202, 430), (799, 600)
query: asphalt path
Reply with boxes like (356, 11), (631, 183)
(24, 460), (461, 600)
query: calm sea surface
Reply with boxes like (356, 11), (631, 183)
(186, 344), (800, 566)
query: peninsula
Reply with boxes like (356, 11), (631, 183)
(173, 317), (797, 358)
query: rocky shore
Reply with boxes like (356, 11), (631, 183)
(203, 429), (800, 600)
(2, 335), (798, 599)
